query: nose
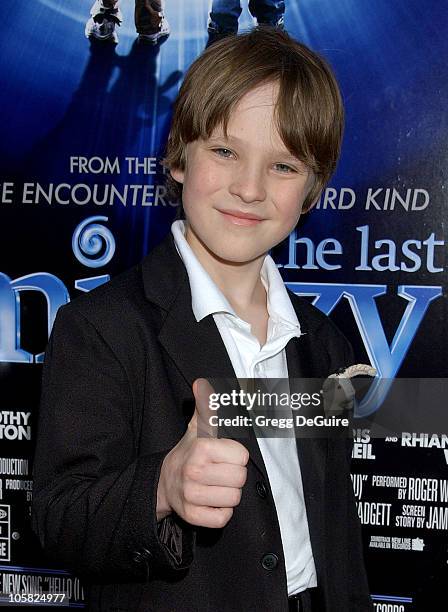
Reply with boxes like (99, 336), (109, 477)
(228, 161), (266, 204)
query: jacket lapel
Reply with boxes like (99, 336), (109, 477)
(141, 234), (270, 480)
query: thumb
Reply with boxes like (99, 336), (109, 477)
(190, 378), (218, 439)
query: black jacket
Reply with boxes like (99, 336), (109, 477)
(32, 233), (372, 611)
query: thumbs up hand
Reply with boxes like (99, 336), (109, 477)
(156, 378), (249, 528)
(189, 377), (219, 439)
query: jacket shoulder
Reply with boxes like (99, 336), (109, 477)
(286, 288), (354, 365)
(51, 262), (155, 358)
(287, 289), (339, 332)
(62, 263), (143, 320)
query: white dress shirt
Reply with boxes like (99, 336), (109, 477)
(171, 220), (317, 595)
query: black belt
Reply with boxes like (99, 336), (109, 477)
(288, 587), (320, 612)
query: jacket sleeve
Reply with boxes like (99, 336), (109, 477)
(31, 304), (194, 583)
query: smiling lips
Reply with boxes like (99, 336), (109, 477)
(218, 209), (264, 226)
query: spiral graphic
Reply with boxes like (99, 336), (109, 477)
(72, 216), (116, 268)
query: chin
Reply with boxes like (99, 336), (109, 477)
(210, 243), (266, 264)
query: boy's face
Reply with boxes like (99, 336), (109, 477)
(170, 81), (314, 266)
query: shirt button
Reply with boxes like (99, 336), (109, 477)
(256, 481), (268, 499)
(261, 553), (279, 570)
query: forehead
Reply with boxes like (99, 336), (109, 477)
(210, 81), (288, 150)
(233, 81), (279, 113)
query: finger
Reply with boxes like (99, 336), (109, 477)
(184, 483), (242, 508)
(192, 378), (218, 439)
(184, 505), (233, 529)
(188, 463), (247, 488)
(206, 438), (249, 466)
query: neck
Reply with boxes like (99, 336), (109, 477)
(185, 223), (267, 312)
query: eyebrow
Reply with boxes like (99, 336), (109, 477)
(207, 134), (301, 163)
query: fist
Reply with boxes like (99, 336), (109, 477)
(157, 378), (249, 528)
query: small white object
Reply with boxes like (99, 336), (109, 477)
(321, 364), (377, 414)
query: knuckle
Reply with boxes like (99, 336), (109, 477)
(238, 467), (248, 487)
(184, 504), (200, 526)
(183, 482), (198, 504)
(232, 488), (242, 506)
(195, 437), (212, 456)
(241, 449), (250, 465)
(183, 462), (202, 482)
(230, 440), (249, 464)
(216, 508), (233, 528)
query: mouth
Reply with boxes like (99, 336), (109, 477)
(218, 209), (264, 226)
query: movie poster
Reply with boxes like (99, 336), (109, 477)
(0, 1), (446, 609)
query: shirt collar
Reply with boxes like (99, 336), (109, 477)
(260, 256), (301, 334)
(171, 220), (301, 335)
(171, 220), (236, 321)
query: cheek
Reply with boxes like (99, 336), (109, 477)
(184, 161), (223, 198)
(201, 171), (221, 194)
(276, 191), (305, 224)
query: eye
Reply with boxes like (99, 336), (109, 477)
(274, 163), (296, 174)
(212, 147), (234, 159)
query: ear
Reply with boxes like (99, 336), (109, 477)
(170, 166), (185, 184)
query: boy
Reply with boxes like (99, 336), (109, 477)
(32, 28), (372, 611)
